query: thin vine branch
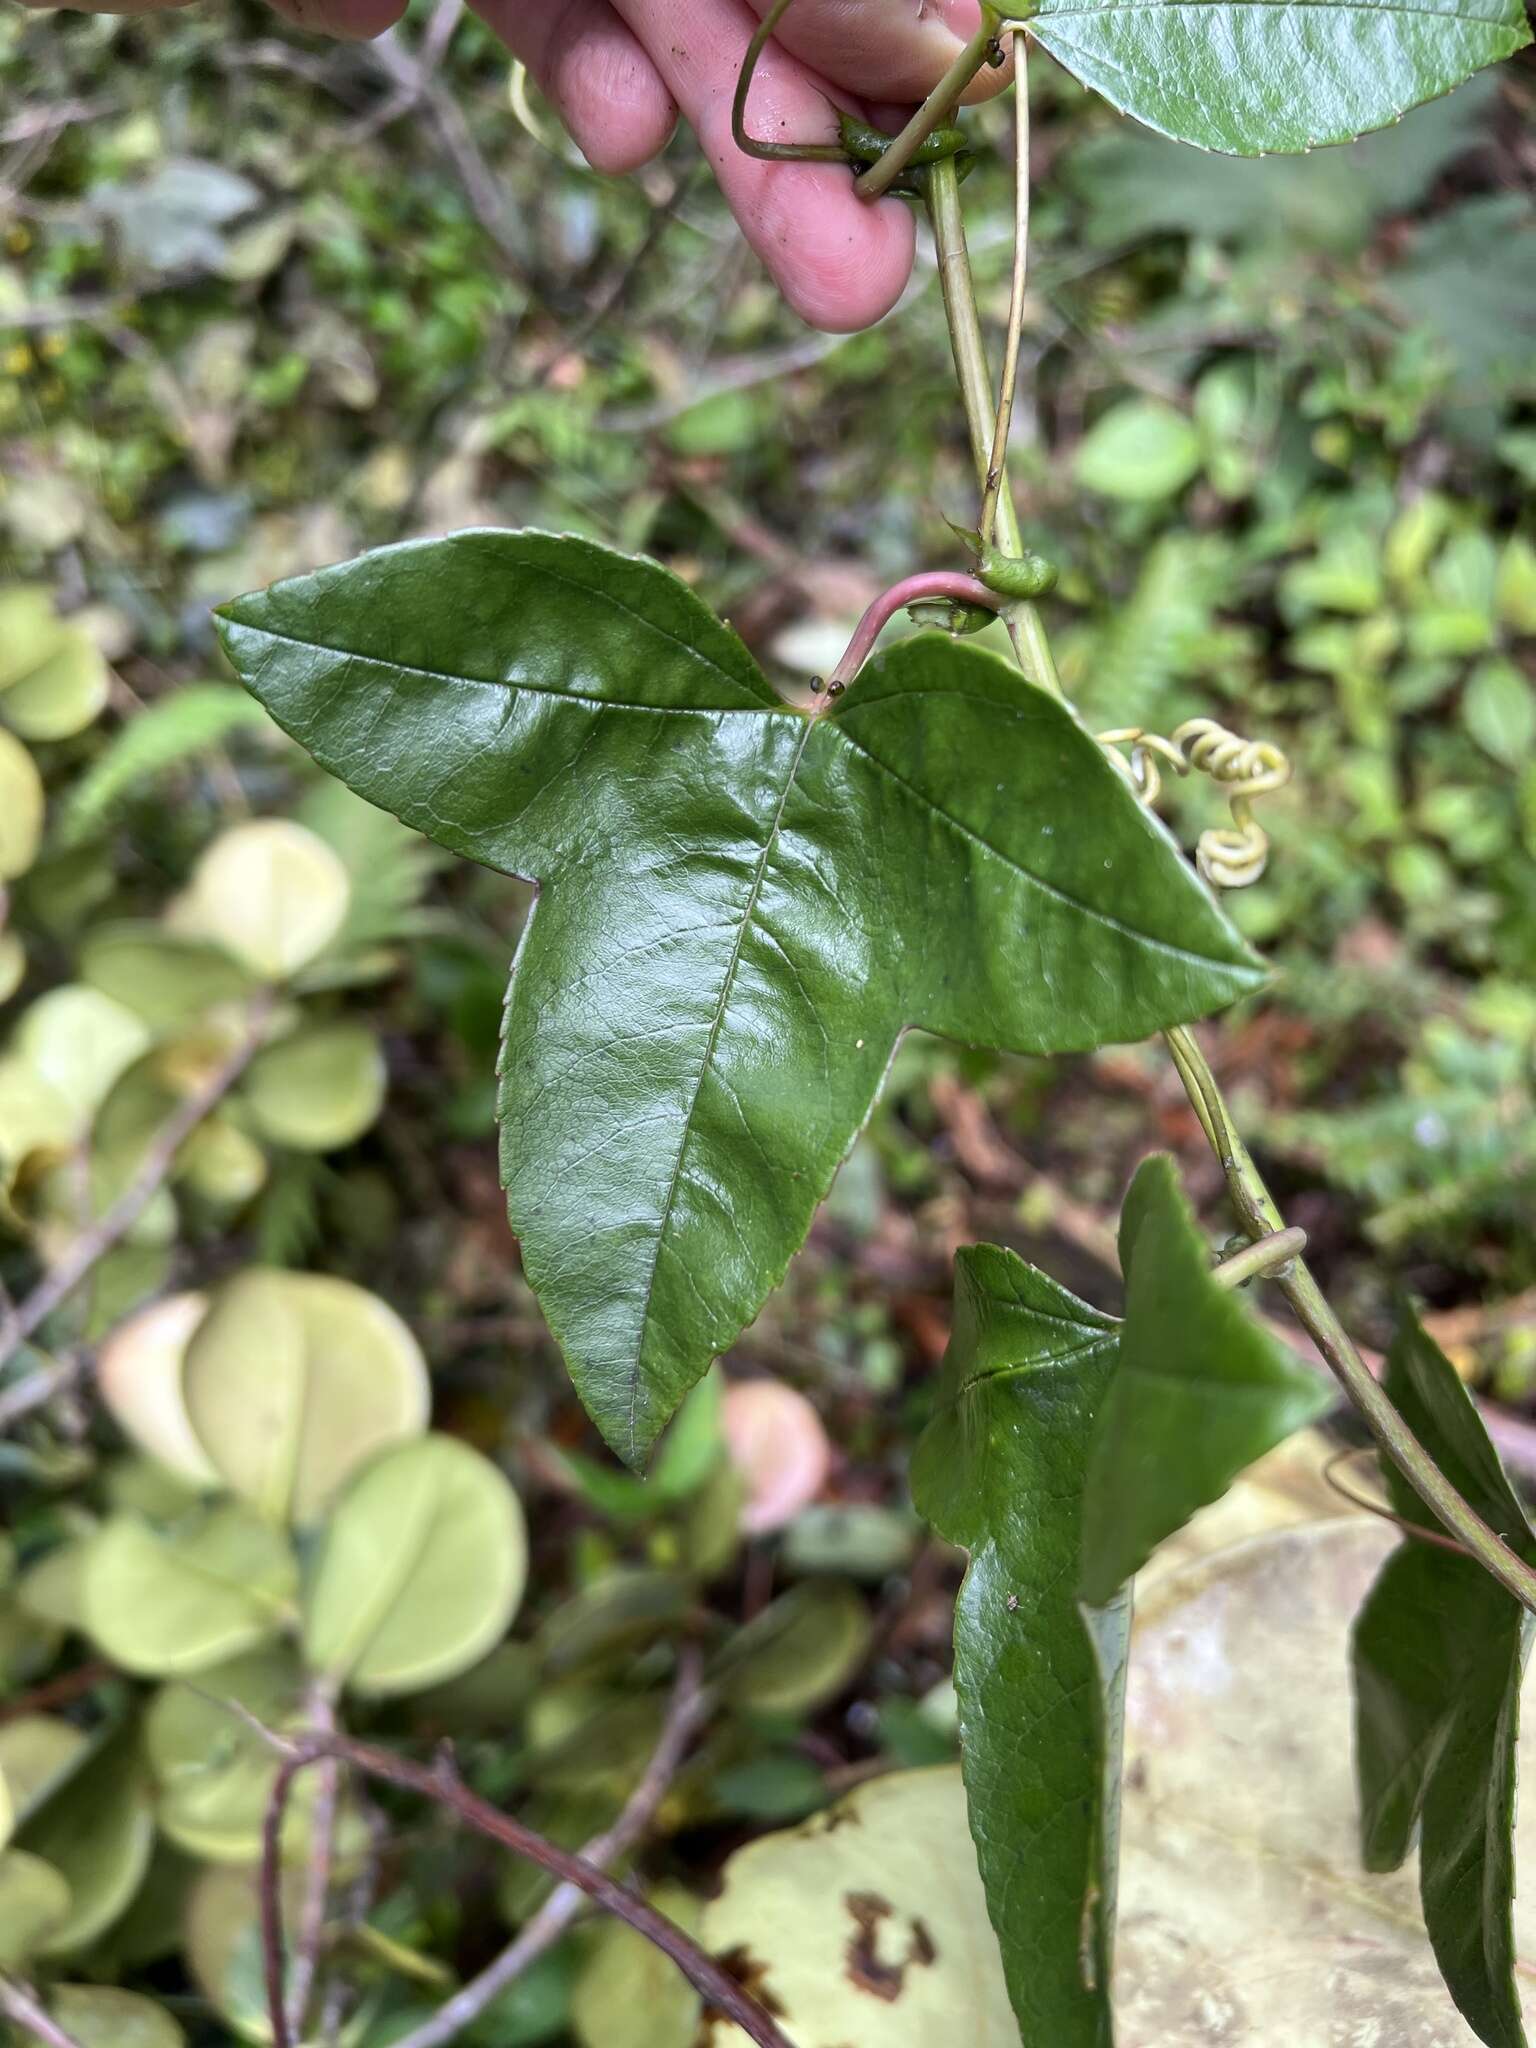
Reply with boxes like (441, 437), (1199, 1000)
(731, 0), (844, 163)
(0, 989), (274, 1421)
(388, 1651), (710, 2048)
(1165, 1023), (1536, 1616)
(284, 1682), (341, 2040)
(1209, 1226), (1307, 1291)
(852, 15), (999, 201)
(0, 1980), (85, 2048)
(924, 156), (1062, 700)
(259, 1716), (791, 2048)
(1322, 1447), (1478, 1560)
(980, 34), (1029, 547)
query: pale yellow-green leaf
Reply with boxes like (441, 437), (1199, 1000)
(0, 588), (59, 688)
(185, 1860), (305, 2041)
(302, 1435), (527, 1697)
(15, 1534), (97, 1633)
(146, 1647), (362, 1865)
(182, 1268), (429, 1525)
(1114, 1511), (1536, 2044)
(97, 1291), (220, 1485)
(0, 1716), (89, 1823)
(171, 818), (350, 980)
(82, 1505), (296, 1676)
(17, 1728), (155, 1956)
(79, 921), (255, 1032)
(703, 1767), (1017, 2047)
(0, 930), (23, 1003)
(0, 728), (45, 881)
(45, 1987), (185, 2048)
(176, 1113), (269, 1204)
(13, 984), (152, 1125)
(241, 1019), (386, 1152)
(0, 1850), (72, 1968)
(0, 626), (110, 741)
(571, 1884), (704, 2048)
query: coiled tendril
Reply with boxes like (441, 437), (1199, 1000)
(1097, 717), (1291, 890)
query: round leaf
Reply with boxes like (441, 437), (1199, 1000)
(716, 1581), (872, 1717)
(0, 930), (24, 1004)
(1074, 398), (1202, 503)
(185, 1862), (298, 2038)
(0, 1850), (72, 1968)
(13, 984), (152, 1124)
(16, 1728), (155, 1956)
(83, 1505), (296, 1677)
(145, 1648), (350, 1865)
(182, 1269), (429, 1525)
(98, 1291), (220, 1486)
(79, 922), (255, 1032)
(0, 729), (43, 881)
(0, 1716), (89, 1823)
(302, 1435), (527, 1696)
(702, 1767), (1017, 2046)
(571, 1884), (703, 2048)
(0, 623), (110, 741)
(45, 1987), (185, 2048)
(242, 1020), (386, 1152)
(174, 818), (351, 980)
(720, 1380), (832, 1537)
(176, 1113), (269, 1204)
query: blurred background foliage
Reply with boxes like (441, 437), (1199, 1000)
(0, 3), (1534, 2040)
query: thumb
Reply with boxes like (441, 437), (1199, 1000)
(745, 0), (1013, 107)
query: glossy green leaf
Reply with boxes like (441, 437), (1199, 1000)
(1078, 1155), (1331, 1606)
(218, 530), (1261, 1463)
(16, 1726), (155, 1956)
(301, 1435), (528, 1696)
(41, 1987), (185, 2048)
(0, 1850), (72, 1968)
(83, 1504), (297, 1676)
(1352, 1307), (1536, 2048)
(241, 1019), (386, 1152)
(0, 728), (44, 882)
(1029, 0), (1531, 156)
(702, 1767), (1016, 2046)
(182, 1269), (429, 1525)
(910, 1246), (1122, 2047)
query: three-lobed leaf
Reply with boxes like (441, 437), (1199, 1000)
(218, 529), (1262, 1464)
(1029, 0), (1530, 157)
(1078, 1154), (1332, 1606)
(1352, 1307), (1536, 2048)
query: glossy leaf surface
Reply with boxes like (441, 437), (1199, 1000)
(1030, 0), (1530, 156)
(1078, 1154), (1331, 1606)
(1352, 1308), (1536, 2048)
(219, 530), (1261, 1463)
(910, 1245), (1122, 2047)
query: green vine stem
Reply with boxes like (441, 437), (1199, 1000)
(979, 33), (1028, 548)
(852, 13), (1002, 201)
(731, 0), (845, 163)
(925, 155), (1061, 699)
(1165, 1024), (1536, 1616)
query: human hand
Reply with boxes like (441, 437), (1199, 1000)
(29, 0), (1008, 330)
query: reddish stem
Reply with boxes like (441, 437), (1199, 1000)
(826, 571), (1002, 690)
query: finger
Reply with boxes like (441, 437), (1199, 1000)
(612, 0), (916, 332)
(747, 0), (1013, 105)
(471, 0), (679, 175)
(265, 0), (408, 38)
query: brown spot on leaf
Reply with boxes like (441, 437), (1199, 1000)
(696, 1944), (787, 2042)
(843, 1890), (939, 2003)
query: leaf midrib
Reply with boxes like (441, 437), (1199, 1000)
(627, 713), (817, 1461)
(230, 620), (791, 723)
